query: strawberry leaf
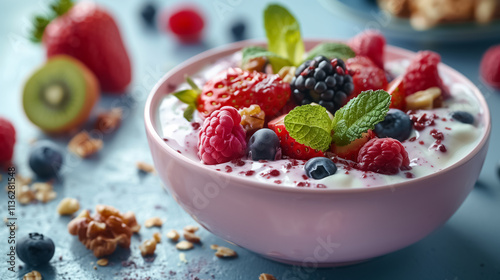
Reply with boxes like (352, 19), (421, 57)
(332, 90), (391, 146)
(30, 0), (74, 43)
(172, 78), (201, 122)
(284, 105), (332, 151)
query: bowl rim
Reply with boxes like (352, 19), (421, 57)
(144, 39), (491, 194)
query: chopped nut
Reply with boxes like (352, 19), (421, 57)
(175, 240), (194, 251)
(93, 266), (97, 270)
(95, 108), (122, 133)
(144, 217), (163, 228)
(18, 185), (36, 204)
(179, 252), (188, 263)
(166, 229), (180, 242)
(68, 131), (103, 158)
(277, 66), (297, 83)
(136, 161), (155, 173)
(96, 258), (109, 266)
(23, 270), (42, 280)
(183, 231), (201, 244)
(32, 182), (57, 203)
(183, 225), (199, 233)
(211, 244), (237, 258)
(405, 87), (442, 110)
(239, 104), (265, 132)
(57, 198), (80, 215)
(67, 205), (140, 257)
(139, 239), (157, 256)
(153, 232), (162, 243)
(242, 56), (268, 72)
(259, 274), (277, 280)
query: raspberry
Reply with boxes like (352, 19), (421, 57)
(0, 117), (16, 164)
(348, 30), (386, 70)
(166, 6), (204, 43)
(198, 106), (246, 165)
(403, 51), (450, 98)
(357, 138), (410, 175)
(480, 45), (500, 89)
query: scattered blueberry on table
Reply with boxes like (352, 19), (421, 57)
(16, 233), (55, 266)
(29, 141), (64, 179)
(230, 20), (246, 41)
(141, 2), (157, 26)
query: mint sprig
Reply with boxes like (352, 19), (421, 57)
(30, 0), (74, 43)
(241, 46), (292, 73)
(172, 77), (201, 122)
(306, 43), (356, 61)
(284, 90), (391, 150)
(264, 4), (305, 66)
(284, 105), (332, 151)
(332, 90), (391, 146)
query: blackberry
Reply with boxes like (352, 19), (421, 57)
(291, 56), (354, 113)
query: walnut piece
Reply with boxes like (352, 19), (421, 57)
(57, 198), (80, 215)
(242, 56), (268, 72)
(144, 217), (163, 228)
(136, 161), (155, 173)
(68, 131), (103, 158)
(18, 185), (36, 205)
(183, 225), (199, 233)
(166, 229), (180, 242)
(67, 205), (140, 257)
(96, 258), (109, 266)
(239, 104), (265, 132)
(23, 270), (42, 280)
(183, 231), (201, 244)
(259, 274), (277, 280)
(210, 244), (238, 258)
(139, 239), (157, 256)
(175, 240), (194, 251)
(95, 108), (122, 133)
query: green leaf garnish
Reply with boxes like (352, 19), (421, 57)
(306, 43), (356, 61)
(241, 46), (292, 73)
(30, 0), (74, 43)
(264, 4), (305, 66)
(172, 78), (201, 122)
(331, 90), (391, 146)
(284, 105), (333, 151)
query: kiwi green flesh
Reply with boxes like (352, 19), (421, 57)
(23, 58), (88, 131)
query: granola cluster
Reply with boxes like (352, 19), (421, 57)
(67, 205), (140, 257)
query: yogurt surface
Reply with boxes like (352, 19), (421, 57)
(156, 53), (485, 189)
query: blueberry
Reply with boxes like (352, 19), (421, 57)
(230, 20), (246, 41)
(248, 129), (281, 161)
(304, 157), (337, 179)
(140, 3), (157, 26)
(374, 109), (413, 142)
(451, 111), (474, 124)
(29, 141), (64, 178)
(16, 233), (55, 266)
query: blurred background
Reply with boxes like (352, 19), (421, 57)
(1, 0), (499, 279)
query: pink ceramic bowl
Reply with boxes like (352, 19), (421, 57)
(144, 40), (491, 266)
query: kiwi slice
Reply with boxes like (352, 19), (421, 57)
(23, 55), (99, 133)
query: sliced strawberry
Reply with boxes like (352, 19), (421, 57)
(330, 130), (374, 162)
(387, 76), (406, 110)
(348, 30), (386, 70)
(269, 115), (324, 160)
(346, 56), (388, 98)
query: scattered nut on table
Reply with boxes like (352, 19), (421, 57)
(166, 229), (180, 242)
(68, 131), (103, 158)
(57, 198), (80, 215)
(96, 258), (109, 266)
(67, 205), (140, 257)
(175, 240), (194, 251)
(259, 273), (277, 280)
(183, 225), (199, 233)
(144, 217), (163, 228)
(23, 270), (42, 280)
(139, 239), (157, 256)
(95, 108), (122, 133)
(183, 231), (201, 243)
(211, 244), (238, 258)
(136, 161), (156, 173)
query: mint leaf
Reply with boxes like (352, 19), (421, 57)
(306, 43), (356, 61)
(241, 46), (292, 73)
(332, 90), (391, 146)
(264, 4), (305, 66)
(284, 105), (332, 151)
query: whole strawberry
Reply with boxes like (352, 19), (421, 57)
(348, 30), (386, 70)
(198, 68), (290, 118)
(198, 106), (247, 165)
(0, 117), (16, 164)
(357, 138), (410, 175)
(480, 45), (500, 89)
(403, 51), (449, 98)
(32, 0), (131, 93)
(346, 56), (388, 98)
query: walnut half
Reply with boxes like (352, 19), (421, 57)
(67, 205), (140, 257)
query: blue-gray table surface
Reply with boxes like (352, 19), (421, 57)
(1, 0), (499, 279)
